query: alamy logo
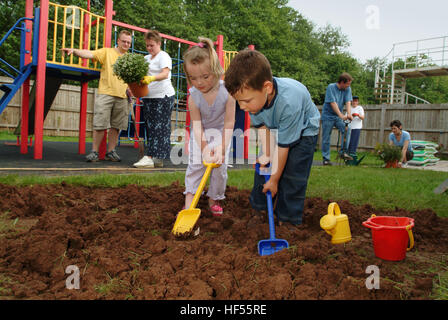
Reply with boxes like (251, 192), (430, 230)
(365, 5), (380, 30)
(365, 265), (380, 289)
(65, 265), (80, 290)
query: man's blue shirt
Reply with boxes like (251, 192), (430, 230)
(321, 83), (352, 121)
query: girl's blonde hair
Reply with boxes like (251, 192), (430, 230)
(183, 37), (223, 84)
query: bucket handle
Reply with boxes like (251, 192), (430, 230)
(363, 221), (414, 251)
(362, 220), (385, 230)
(406, 225), (414, 251)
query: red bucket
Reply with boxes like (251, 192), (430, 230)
(362, 215), (415, 261)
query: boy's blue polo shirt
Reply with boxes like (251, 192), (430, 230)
(321, 83), (352, 121)
(250, 77), (320, 148)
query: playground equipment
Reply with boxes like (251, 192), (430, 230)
(374, 35), (448, 104)
(0, 0), (253, 161)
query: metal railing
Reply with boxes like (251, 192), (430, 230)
(47, 2), (106, 71)
(404, 92), (430, 105)
(224, 50), (238, 71)
(391, 36), (448, 70)
(374, 35), (448, 104)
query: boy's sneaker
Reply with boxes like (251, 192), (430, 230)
(133, 156), (154, 168)
(86, 151), (99, 162)
(153, 158), (164, 168)
(105, 149), (121, 162)
(323, 160), (332, 166)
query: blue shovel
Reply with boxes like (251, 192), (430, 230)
(255, 163), (289, 256)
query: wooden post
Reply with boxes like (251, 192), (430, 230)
(379, 104), (386, 143)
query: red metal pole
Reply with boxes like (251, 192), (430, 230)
(78, 2), (91, 155)
(97, 0), (114, 159)
(243, 45), (255, 160)
(104, 0), (113, 47)
(112, 20), (197, 46)
(134, 99), (141, 149)
(33, 0), (49, 159)
(20, 0), (34, 154)
(216, 35), (224, 69)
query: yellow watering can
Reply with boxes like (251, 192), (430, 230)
(320, 202), (352, 244)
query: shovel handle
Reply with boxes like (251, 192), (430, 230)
(255, 164), (277, 239)
(189, 162), (221, 210)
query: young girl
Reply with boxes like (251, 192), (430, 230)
(182, 37), (236, 216)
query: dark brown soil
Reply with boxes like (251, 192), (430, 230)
(0, 182), (447, 300)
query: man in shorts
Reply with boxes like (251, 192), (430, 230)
(62, 30), (132, 162)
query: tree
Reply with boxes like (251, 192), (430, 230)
(0, 0), (398, 105)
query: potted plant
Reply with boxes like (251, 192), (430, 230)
(112, 53), (149, 97)
(374, 143), (402, 168)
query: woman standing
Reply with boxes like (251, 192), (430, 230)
(389, 119), (414, 167)
(133, 30), (175, 168)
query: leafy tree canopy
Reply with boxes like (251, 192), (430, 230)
(1, 0), (446, 104)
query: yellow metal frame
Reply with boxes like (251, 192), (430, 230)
(223, 50), (238, 71)
(47, 2), (106, 71)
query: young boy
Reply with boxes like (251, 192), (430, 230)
(224, 49), (320, 226)
(347, 95), (365, 156)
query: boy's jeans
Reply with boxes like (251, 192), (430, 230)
(348, 128), (361, 154)
(321, 118), (348, 161)
(249, 135), (318, 225)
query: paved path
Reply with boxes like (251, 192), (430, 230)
(405, 160), (448, 172)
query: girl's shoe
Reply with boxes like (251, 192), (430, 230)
(210, 204), (223, 216)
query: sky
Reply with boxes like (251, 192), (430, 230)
(288, 0), (448, 64)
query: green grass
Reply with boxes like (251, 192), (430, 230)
(1, 163), (447, 217)
(307, 165), (448, 217)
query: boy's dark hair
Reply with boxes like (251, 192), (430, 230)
(224, 49), (272, 95)
(390, 120), (402, 127)
(338, 72), (353, 83)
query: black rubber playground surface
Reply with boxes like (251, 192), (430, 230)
(0, 139), (186, 175)
(0, 139), (265, 176)
(0, 139), (327, 176)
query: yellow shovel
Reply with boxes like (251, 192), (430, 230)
(172, 161), (221, 236)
